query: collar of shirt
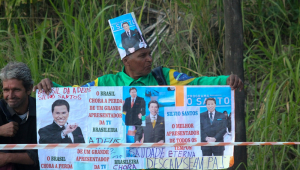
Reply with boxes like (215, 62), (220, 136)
(150, 114), (157, 122)
(7, 105), (16, 117)
(18, 111), (28, 120)
(131, 97), (136, 103)
(7, 105), (26, 117)
(208, 110), (215, 119)
(98, 67), (163, 86)
(54, 121), (68, 128)
(117, 67), (155, 86)
(7, 104), (29, 124)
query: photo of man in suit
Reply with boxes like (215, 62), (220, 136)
(135, 100), (165, 143)
(223, 111), (231, 133)
(121, 22), (141, 55)
(38, 99), (85, 143)
(200, 98), (226, 156)
(123, 87), (145, 126)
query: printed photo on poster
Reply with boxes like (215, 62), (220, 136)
(126, 87), (175, 158)
(185, 86), (234, 157)
(37, 88), (87, 144)
(135, 100), (165, 143)
(122, 87), (146, 126)
(134, 87), (175, 144)
(39, 99), (85, 143)
(109, 13), (148, 59)
(200, 97), (227, 156)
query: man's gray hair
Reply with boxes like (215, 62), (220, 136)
(0, 62), (34, 91)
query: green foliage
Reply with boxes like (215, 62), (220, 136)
(244, 0), (300, 169)
(0, 0), (299, 169)
(1, 0), (121, 86)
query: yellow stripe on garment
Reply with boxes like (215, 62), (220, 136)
(169, 69), (195, 85)
(72, 85), (79, 87)
(94, 78), (99, 86)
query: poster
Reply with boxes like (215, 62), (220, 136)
(36, 86), (234, 169)
(108, 13), (148, 59)
(185, 86), (234, 157)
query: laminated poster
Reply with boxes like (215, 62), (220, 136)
(36, 86), (234, 170)
(108, 13), (149, 59)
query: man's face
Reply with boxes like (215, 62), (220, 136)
(124, 48), (153, 77)
(224, 112), (228, 118)
(129, 89), (137, 98)
(206, 100), (216, 113)
(52, 105), (69, 126)
(149, 103), (158, 116)
(2, 79), (30, 111)
(123, 23), (130, 32)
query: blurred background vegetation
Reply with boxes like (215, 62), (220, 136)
(0, 0), (299, 169)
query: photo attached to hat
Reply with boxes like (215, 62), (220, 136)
(108, 12), (148, 59)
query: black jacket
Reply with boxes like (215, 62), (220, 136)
(123, 96), (145, 126)
(38, 122), (85, 144)
(135, 115), (165, 143)
(121, 29), (141, 55)
(0, 97), (39, 170)
(200, 110), (227, 152)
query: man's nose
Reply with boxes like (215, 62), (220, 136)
(8, 90), (15, 99)
(146, 54), (153, 62)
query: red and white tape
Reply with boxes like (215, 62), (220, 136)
(0, 142), (299, 150)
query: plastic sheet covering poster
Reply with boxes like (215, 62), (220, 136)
(36, 86), (234, 169)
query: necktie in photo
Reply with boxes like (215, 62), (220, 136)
(210, 112), (213, 125)
(131, 98), (134, 108)
(127, 31), (131, 37)
(152, 119), (156, 128)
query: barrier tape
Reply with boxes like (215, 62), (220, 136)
(0, 142), (299, 150)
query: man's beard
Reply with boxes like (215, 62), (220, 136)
(5, 95), (27, 110)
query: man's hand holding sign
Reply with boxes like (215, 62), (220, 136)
(226, 74), (243, 91)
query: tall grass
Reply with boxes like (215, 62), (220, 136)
(0, 0), (299, 169)
(1, 0), (122, 86)
(243, 0), (300, 169)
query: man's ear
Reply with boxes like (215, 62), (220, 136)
(122, 56), (130, 66)
(27, 85), (33, 95)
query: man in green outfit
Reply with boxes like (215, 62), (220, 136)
(33, 48), (243, 91)
(33, 47), (242, 170)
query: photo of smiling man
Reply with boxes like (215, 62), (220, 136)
(135, 100), (165, 143)
(200, 97), (226, 156)
(121, 22), (141, 55)
(38, 99), (85, 143)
